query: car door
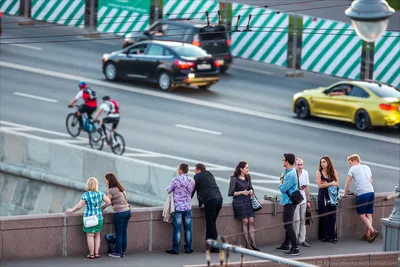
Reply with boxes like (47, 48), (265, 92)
(139, 44), (172, 79)
(119, 43), (148, 79)
(311, 84), (350, 118)
(341, 86), (371, 119)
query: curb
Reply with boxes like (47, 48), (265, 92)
(285, 71), (304, 77)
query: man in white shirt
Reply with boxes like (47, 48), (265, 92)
(93, 96), (120, 146)
(343, 154), (378, 243)
(293, 158), (311, 247)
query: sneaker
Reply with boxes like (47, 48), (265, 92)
(300, 241), (311, 247)
(108, 253), (121, 258)
(184, 249), (193, 254)
(284, 248), (300, 256)
(367, 231), (379, 243)
(121, 253), (125, 258)
(165, 249), (179, 255)
(276, 245), (290, 252)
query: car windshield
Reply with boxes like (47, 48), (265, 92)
(366, 83), (400, 98)
(170, 45), (209, 57)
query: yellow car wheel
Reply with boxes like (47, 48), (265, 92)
(294, 98), (310, 119)
(354, 110), (372, 131)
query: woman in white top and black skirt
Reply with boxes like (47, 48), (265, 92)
(228, 161), (260, 251)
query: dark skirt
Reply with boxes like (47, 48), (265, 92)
(232, 195), (255, 220)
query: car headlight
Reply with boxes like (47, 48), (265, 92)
(102, 54), (109, 61)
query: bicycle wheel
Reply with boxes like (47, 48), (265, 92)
(89, 128), (104, 150)
(66, 113), (81, 137)
(111, 133), (125, 155)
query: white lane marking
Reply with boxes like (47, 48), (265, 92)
(124, 153), (161, 157)
(175, 124), (222, 136)
(363, 161), (400, 171)
(0, 120), (78, 138)
(52, 139), (88, 144)
(1, 61), (398, 144)
(252, 179), (281, 184)
(6, 43), (43, 51)
(230, 65), (274, 76)
(14, 92), (58, 103)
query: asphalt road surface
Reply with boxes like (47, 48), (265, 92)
(0, 15), (399, 199)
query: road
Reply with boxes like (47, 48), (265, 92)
(233, 0), (400, 31)
(0, 14), (399, 199)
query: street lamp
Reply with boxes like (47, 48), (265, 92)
(345, 0), (395, 42)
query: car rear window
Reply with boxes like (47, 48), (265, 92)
(170, 45), (209, 57)
(366, 83), (400, 98)
(199, 28), (227, 41)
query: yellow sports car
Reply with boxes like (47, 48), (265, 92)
(292, 80), (400, 131)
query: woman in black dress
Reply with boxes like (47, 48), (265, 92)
(228, 161), (260, 251)
(316, 156), (339, 243)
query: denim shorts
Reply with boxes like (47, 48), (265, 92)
(356, 192), (375, 214)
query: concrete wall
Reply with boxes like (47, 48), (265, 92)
(183, 252), (399, 267)
(0, 194), (394, 260)
(0, 171), (85, 216)
(0, 129), (178, 208)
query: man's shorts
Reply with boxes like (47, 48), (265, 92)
(356, 192), (375, 214)
(103, 117), (120, 129)
(78, 104), (97, 117)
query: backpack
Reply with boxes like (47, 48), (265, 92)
(84, 88), (97, 100)
(109, 100), (119, 114)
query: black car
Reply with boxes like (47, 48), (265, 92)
(102, 40), (221, 92)
(123, 19), (232, 73)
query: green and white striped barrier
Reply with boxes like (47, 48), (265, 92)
(97, 0), (150, 36)
(31, 0), (85, 28)
(163, 1), (289, 67)
(163, 0), (219, 22)
(373, 31), (400, 88)
(0, 0), (19, 15)
(301, 16), (362, 80)
(231, 3), (289, 67)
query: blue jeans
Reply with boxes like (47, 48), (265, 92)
(113, 210), (131, 255)
(172, 210), (192, 252)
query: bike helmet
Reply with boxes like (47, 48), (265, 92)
(78, 81), (87, 89)
(102, 96), (110, 101)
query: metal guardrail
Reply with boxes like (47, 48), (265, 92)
(206, 238), (318, 267)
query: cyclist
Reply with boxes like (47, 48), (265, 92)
(67, 81), (98, 129)
(93, 96), (120, 146)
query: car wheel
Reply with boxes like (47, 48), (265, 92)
(354, 110), (372, 131)
(105, 62), (118, 81)
(198, 84), (212, 90)
(294, 98), (310, 119)
(158, 71), (174, 92)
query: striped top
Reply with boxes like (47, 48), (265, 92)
(81, 191), (105, 220)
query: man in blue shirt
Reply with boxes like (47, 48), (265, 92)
(276, 153), (300, 256)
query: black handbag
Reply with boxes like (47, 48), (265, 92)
(286, 170), (304, 205)
(305, 208), (313, 225)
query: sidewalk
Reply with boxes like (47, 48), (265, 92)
(2, 237), (384, 267)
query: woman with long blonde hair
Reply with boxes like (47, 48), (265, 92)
(66, 177), (111, 259)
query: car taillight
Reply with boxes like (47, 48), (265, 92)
(192, 34), (201, 46)
(174, 60), (195, 69)
(226, 39), (231, 46)
(224, 54), (230, 59)
(214, 61), (221, 67)
(379, 103), (398, 111)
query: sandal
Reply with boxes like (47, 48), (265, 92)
(95, 254), (100, 258)
(86, 254), (95, 259)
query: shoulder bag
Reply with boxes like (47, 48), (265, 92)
(286, 170), (304, 205)
(84, 215), (99, 228)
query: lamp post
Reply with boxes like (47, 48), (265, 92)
(345, 0), (395, 42)
(346, 2), (397, 263)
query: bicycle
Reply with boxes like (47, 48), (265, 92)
(89, 121), (126, 155)
(65, 105), (96, 137)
